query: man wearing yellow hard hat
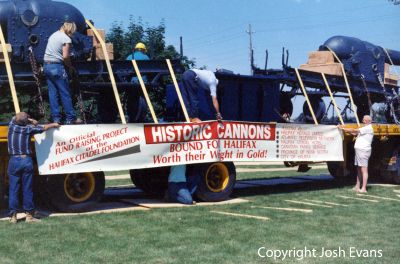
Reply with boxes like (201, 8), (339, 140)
(126, 42), (149, 61)
(125, 42), (150, 123)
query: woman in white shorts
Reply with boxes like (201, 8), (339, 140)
(338, 115), (373, 193)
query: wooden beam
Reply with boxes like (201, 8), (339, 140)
(0, 26), (20, 113)
(131, 60), (158, 123)
(85, 20), (126, 124)
(166, 59), (190, 122)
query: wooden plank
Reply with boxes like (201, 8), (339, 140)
(85, 20), (126, 124)
(0, 43), (11, 62)
(166, 59), (190, 122)
(251, 205), (312, 213)
(307, 51), (335, 64)
(336, 195), (378, 203)
(0, 27), (20, 113)
(132, 60), (158, 123)
(303, 199), (348, 207)
(357, 194), (400, 202)
(132, 198), (248, 208)
(211, 210), (270, 221)
(325, 46), (360, 126)
(321, 73), (344, 125)
(285, 200), (332, 208)
(95, 43), (114, 60)
(300, 63), (342, 76)
(295, 68), (318, 125)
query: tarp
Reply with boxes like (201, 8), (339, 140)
(34, 121), (343, 175)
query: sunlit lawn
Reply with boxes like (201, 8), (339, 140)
(1, 166), (399, 264)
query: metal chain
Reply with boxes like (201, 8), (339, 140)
(28, 46), (46, 118)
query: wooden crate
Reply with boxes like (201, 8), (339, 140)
(86, 29), (114, 60)
(94, 43), (114, 60)
(87, 29), (105, 43)
(299, 63), (343, 76)
(384, 63), (399, 86)
(0, 43), (12, 62)
(307, 51), (335, 64)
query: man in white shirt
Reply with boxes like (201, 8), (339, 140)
(338, 115), (374, 193)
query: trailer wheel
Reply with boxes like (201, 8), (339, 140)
(129, 167), (169, 197)
(387, 171), (400, 184)
(327, 161), (356, 178)
(192, 162), (236, 202)
(43, 172), (105, 212)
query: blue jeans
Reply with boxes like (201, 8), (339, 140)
(168, 165), (199, 204)
(44, 63), (76, 123)
(8, 156), (35, 215)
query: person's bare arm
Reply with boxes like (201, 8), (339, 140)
(28, 118), (38, 126)
(43, 123), (61, 131)
(212, 96), (222, 121)
(62, 43), (72, 68)
(190, 118), (202, 123)
(337, 125), (359, 136)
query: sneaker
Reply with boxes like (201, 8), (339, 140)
(9, 213), (17, 224)
(65, 118), (83, 125)
(25, 212), (41, 223)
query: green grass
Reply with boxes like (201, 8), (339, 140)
(2, 169), (399, 263)
(105, 178), (133, 187)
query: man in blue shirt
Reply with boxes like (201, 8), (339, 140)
(126, 42), (150, 61)
(126, 42), (150, 123)
(8, 112), (59, 223)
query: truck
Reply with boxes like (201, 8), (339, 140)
(1, 0), (399, 212)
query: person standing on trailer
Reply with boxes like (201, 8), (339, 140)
(43, 21), (80, 125)
(181, 69), (222, 122)
(8, 112), (60, 223)
(338, 115), (374, 193)
(126, 42), (150, 123)
(166, 69), (222, 205)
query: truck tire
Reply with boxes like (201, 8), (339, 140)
(129, 167), (169, 197)
(191, 162), (236, 202)
(387, 171), (400, 184)
(43, 172), (105, 212)
(327, 161), (356, 179)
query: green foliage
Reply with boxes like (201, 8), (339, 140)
(106, 17), (195, 69)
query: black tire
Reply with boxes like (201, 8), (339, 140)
(129, 167), (169, 197)
(191, 162), (236, 202)
(387, 170), (400, 184)
(327, 161), (356, 178)
(43, 172), (105, 212)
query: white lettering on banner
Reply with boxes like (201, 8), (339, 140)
(34, 122), (343, 175)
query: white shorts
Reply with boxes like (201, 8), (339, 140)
(354, 148), (371, 167)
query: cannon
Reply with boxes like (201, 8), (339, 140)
(320, 36), (400, 86)
(0, 0), (93, 62)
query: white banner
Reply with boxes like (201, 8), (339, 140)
(34, 121), (343, 175)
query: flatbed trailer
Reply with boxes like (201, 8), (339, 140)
(0, 0), (399, 212)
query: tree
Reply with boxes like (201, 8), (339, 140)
(106, 18), (195, 69)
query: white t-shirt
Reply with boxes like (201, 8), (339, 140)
(354, 124), (373, 150)
(43, 31), (72, 63)
(191, 69), (218, 97)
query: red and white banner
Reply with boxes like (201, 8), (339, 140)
(34, 121), (343, 175)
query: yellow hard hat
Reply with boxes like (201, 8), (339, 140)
(135, 42), (147, 52)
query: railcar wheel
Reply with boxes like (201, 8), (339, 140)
(129, 167), (169, 196)
(43, 172), (105, 212)
(327, 161), (356, 178)
(191, 162), (236, 202)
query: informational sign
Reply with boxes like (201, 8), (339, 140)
(34, 121), (343, 175)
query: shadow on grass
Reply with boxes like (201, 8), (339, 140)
(232, 174), (355, 198)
